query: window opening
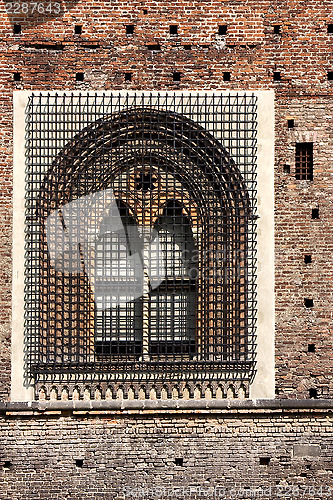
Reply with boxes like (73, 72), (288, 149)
(295, 143), (313, 180)
(25, 93), (258, 397)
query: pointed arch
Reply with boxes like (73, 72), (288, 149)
(32, 105), (255, 391)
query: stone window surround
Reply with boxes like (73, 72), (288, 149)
(12, 90), (275, 402)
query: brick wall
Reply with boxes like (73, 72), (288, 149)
(0, 0), (332, 401)
(0, 405), (333, 499)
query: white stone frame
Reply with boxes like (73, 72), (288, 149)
(12, 90), (274, 401)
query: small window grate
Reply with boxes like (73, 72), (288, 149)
(295, 143), (313, 180)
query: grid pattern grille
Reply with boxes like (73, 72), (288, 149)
(295, 142), (313, 180)
(24, 92), (258, 393)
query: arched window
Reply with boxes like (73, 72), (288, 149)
(93, 198), (197, 359)
(149, 200), (197, 356)
(22, 97), (259, 399)
(94, 201), (142, 356)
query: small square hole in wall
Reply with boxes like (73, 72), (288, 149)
(223, 72), (231, 81)
(311, 208), (319, 219)
(308, 344), (315, 353)
(304, 298), (314, 308)
(75, 25), (82, 35)
(13, 72), (21, 82)
(283, 164), (290, 174)
(273, 71), (281, 81)
(170, 25), (178, 35)
(175, 458), (183, 466)
(309, 388), (318, 399)
(328, 71), (333, 81)
(3, 461), (12, 469)
(126, 25), (134, 35)
(218, 25), (228, 35)
(173, 71), (181, 81)
(260, 457), (270, 466)
(273, 25), (281, 34)
(76, 72), (84, 81)
(13, 24), (21, 35)
(125, 72), (132, 82)
(327, 24), (333, 34)
(147, 43), (161, 51)
(143, 9), (148, 14)
(287, 119), (295, 128)
(75, 459), (84, 467)
(304, 254), (312, 264)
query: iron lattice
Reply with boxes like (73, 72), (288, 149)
(24, 92), (258, 396)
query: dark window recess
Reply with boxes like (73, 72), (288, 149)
(143, 9), (148, 14)
(260, 457), (270, 466)
(173, 71), (181, 81)
(311, 208), (319, 219)
(13, 72), (21, 82)
(283, 164), (290, 174)
(175, 458), (183, 466)
(328, 71), (333, 81)
(309, 388), (318, 399)
(273, 71), (281, 81)
(125, 72), (132, 82)
(273, 25), (281, 34)
(13, 24), (21, 34)
(328, 24), (333, 34)
(183, 45), (192, 50)
(223, 72), (231, 81)
(308, 344), (315, 353)
(295, 143), (313, 180)
(126, 25), (134, 35)
(3, 461), (12, 468)
(304, 255), (312, 264)
(147, 43), (161, 51)
(75, 459), (84, 467)
(170, 25), (178, 35)
(287, 119), (295, 128)
(219, 25), (228, 35)
(75, 25), (82, 35)
(76, 72), (84, 81)
(304, 298), (314, 308)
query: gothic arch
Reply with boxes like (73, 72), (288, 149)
(34, 107), (254, 385)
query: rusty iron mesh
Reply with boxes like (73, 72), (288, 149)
(24, 92), (257, 392)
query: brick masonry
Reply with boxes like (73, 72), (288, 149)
(0, 405), (333, 499)
(0, 0), (331, 400)
(0, 0), (333, 495)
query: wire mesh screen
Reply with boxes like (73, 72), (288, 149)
(24, 92), (257, 396)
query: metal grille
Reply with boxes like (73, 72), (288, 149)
(24, 92), (258, 394)
(295, 142), (313, 180)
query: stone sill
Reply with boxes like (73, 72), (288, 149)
(1, 399), (333, 416)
